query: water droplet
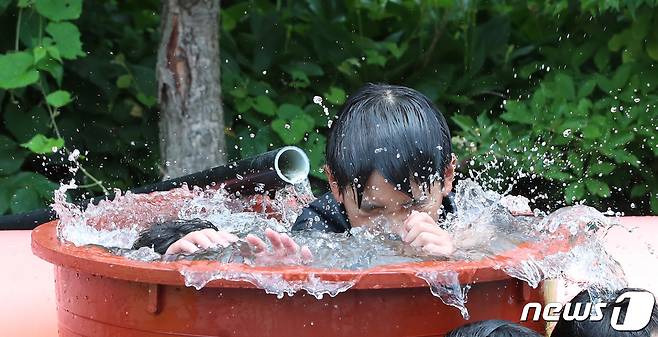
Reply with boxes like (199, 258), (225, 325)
(562, 129), (572, 137)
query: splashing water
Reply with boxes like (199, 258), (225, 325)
(181, 269), (357, 299)
(417, 270), (471, 319)
(52, 176), (631, 319)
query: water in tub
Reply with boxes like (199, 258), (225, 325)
(51, 166), (639, 319)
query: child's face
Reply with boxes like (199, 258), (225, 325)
(328, 156), (455, 231)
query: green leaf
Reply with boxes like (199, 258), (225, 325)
(581, 124), (601, 139)
(9, 171), (58, 199)
(136, 93), (156, 107)
(594, 47), (609, 71)
(608, 29), (629, 52)
(501, 100), (533, 124)
(46, 45), (61, 62)
(0, 52), (39, 89)
(554, 73), (575, 100)
(452, 115), (477, 131)
(564, 182), (585, 203)
(238, 127), (277, 158)
(34, 0), (82, 21)
(277, 103), (305, 119)
(281, 62), (324, 87)
(288, 70), (310, 88)
(324, 86), (346, 105)
(588, 162), (615, 175)
(543, 169), (571, 181)
(46, 22), (85, 60)
(611, 63), (632, 89)
(33, 46), (47, 63)
(116, 74), (132, 89)
(21, 134), (65, 154)
(337, 58), (361, 77)
(271, 115), (314, 145)
(221, 10), (237, 32)
(252, 95), (276, 116)
(37, 58), (63, 85)
(585, 178), (611, 197)
(46, 90), (72, 108)
(606, 149), (640, 167)
(0, 135), (29, 176)
(577, 78), (597, 99)
(567, 153), (584, 174)
(365, 50), (387, 66)
(385, 42), (408, 59)
(608, 132), (634, 148)
(10, 188), (41, 213)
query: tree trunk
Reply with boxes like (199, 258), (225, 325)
(156, 0), (225, 179)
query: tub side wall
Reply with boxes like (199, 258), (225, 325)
(54, 267), (545, 337)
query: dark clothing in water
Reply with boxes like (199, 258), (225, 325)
(134, 192), (456, 254)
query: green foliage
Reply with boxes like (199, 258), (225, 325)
(452, 4), (658, 213)
(0, 52), (39, 89)
(0, 1), (161, 215)
(21, 134), (63, 154)
(0, 0), (656, 216)
(220, 0), (657, 213)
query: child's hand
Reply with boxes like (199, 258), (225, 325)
(165, 229), (239, 255)
(401, 210), (455, 257)
(245, 228), (313, 265)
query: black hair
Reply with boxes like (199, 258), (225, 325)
(446, 320), (543, 337)
(325, 83), (452, 207)
(132, 219), (216, 254)
(551, 288), (658, 337)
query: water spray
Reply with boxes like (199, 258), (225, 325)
(0, 146), (310, 230)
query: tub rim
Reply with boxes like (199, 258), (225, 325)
(31, 220), (571, 290)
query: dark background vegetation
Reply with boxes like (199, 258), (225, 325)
(0, 0), (657, 217)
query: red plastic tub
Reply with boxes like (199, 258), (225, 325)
(30, 219), (566, 337)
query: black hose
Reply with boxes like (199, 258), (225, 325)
(0, 146), (310, 230)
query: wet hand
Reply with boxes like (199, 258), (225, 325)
(245, 228), (313, 265)
(165, 229), (239, 255)
(401, 210), (455, 257)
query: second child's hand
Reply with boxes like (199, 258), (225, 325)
(164, 228), (313, 265)
(245, 228), (314, 265)
(401, 210), (455, 257)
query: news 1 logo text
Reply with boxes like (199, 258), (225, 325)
(521, 291), (656, 331)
